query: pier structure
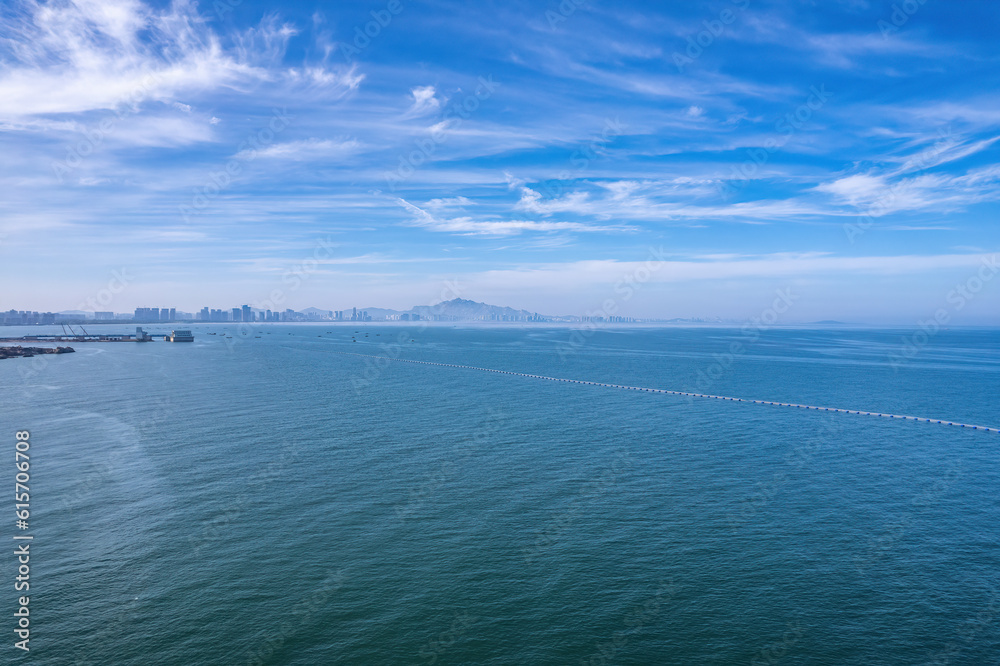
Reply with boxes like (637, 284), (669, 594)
(0, 327), (154, 343)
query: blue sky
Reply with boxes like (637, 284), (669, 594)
(2, 0), (999, 322)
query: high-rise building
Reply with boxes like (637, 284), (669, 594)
(2, 310), (55, 325)
(241, 305), (251, 322)
(232, 307), (241, 322)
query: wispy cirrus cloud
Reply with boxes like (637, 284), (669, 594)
(235, 137), (360, 160)
(3, 0), (999, 320)
(465, 251), (1000, 289)
(397, 199), (632, 236)
(0, 0), (359, 119)
(816, 137), (1000, 214)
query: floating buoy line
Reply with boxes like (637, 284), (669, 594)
(333, 351), (999, 434)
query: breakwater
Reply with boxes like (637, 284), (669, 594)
(0, 346), (75, 359)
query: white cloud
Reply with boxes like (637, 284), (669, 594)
(803, 31), (938, 68)
(234, 138), (361, 160)
(513, 186), (544, 213)
(397, 199), (630, 236)
(232, 12), (299, 66)
(601, 180), (642, 199)
(0, 0), (359, 120)
(510, 179), (826, 222)
(407, 86), (441, 115)
(464, 252), (999, 291)
(815, 174), (888, 206)
(816, 141), (1000, 216)
(112, 114), (215, 146)
(424, 196), (473, 210)
(503, 171), (525, 189)
(888, 136), (1000, 177)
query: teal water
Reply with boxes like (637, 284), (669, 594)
(2, 325), (999, 665)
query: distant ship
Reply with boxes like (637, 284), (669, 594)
(166, 330), (194, 342)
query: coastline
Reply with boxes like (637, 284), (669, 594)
(0, 345), (75, 359)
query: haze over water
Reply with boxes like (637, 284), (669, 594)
(3, 324), (998, 664)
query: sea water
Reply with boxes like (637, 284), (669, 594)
(1, 324), (998, 664)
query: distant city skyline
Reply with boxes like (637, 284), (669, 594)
(3, 299), (561, 324)
(3, 282), (998, 327)
(1, 1), (998, 323)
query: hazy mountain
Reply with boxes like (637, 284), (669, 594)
(409, 298), (544, 320)
(318, 298), (564, 321)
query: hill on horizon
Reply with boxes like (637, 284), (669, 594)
(307, 298), (565, 321)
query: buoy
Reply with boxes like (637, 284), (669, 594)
(329, 350), (998, 434)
